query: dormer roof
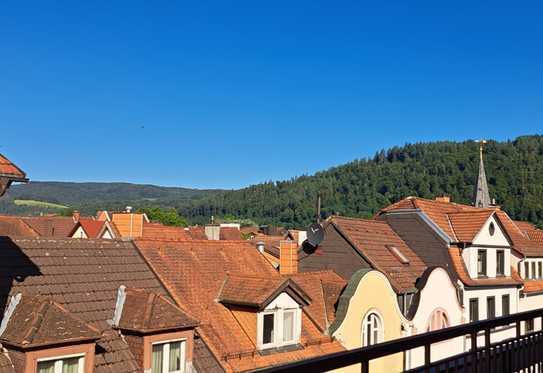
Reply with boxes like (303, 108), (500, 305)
(114, 287), (198, 334)
(218, 276), (311, 310)
(0, 294), (100, 349)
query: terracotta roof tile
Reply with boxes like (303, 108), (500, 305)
(523, 280), (543, 294)
(447, 210), (495, 242)
(116, 288), (198, 333)
(134, 239), (344, 372)
(329, 216), (428, 293)
(0, 295), (100, 348)
(187, 226), (207, 240)
(220, 227), (242, 240)
(21, 216), (76, 237)
(448, 247), (523, 287)
(218, 276), (310, 309)
(0, 216), (39, 237)
(142, 222), (192, 240)
(0, 155), (26, 181)
(381, 197), (543, 256)
(74, 218), (107, 238)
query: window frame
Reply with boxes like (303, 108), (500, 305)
(496, 250), (505, 276)
(426, 309), (449, 332)
(37, 354), (85, 373)
(469, 298), (479, 323)
(502, 294), (510, 316)
(486, 296), (496, 319)
(257, 307), (301, 350)
(362, 311), (384, 347)
(477, 250), (487, 277)
(151, 339), (186, 373)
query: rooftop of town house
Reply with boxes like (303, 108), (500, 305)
(134, 238), (345, 372)
(0, 236), (198, 372)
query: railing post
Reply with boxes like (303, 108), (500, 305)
(424, 344), (431, 373)
(484, 328), (491, 373)
(360, 360), (369, 373)
(471, 331), (478, 373)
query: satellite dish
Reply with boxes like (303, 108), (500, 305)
(307, 223), (324, 247)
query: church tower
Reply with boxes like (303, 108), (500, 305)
(474, 140), (492, 208)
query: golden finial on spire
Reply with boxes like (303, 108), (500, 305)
(478, 139), (487, 160)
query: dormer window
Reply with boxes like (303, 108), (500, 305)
(37, 355), (84, 373)
(496, 250), (505, 276)
(477, 250), (487, 277)
(152, 340), (186, 373)
(258, 307), (301, 349)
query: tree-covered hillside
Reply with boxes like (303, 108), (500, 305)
(2, 136), (543, 229)
(180, 136), (543, 228)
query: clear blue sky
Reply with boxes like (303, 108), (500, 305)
(1, 1), (542, 189)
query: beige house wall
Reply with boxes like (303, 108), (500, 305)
(332, 270), (405, 373)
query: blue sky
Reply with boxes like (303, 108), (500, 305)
(1, 1), (542, 189)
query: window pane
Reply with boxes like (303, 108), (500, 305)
(263, 314), (274, 344)
(532, 262), (536, 279)
(539, 262), (542, 278)
(37, 361), (55, 373)
(62, 357), (80, 373)
(469, 298), (479, 322)
(477, 251), (486, 276)
(283, 311), (294, 342)
(152, 344), (164, 373)
(366, 320), (372, 346)
(169, 342), (182, 372)
(525, 262), (530, 279)
(496, 251), (504, 275)
(487, 297), (495, 319)
(502, 295), (510, 316)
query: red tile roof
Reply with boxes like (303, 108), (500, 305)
(0, 155), (26, 181)
(0, 295), (100, 349)
(142, 222), (192, 240)
(380, 197), (543, 256)
(523, 280), (543, 294)
(134, 239), (344, 372)
(218, 276), (310, 309)
(21, 216), (76, 237)
(116, 288), (198, 333)
(0, 237), (187, 372)
(220, 227), (242, 240)
(187, 226), (207, 240)
(448, 247), (523, 287)
(329, 216), (428, 293)
(0, 216), (39, 237)
(447, 210), (495, 242)
(77, 218), (106, 238)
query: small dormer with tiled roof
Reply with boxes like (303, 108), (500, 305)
(0, 294), (100, 373)
(218, 276), (310, 351)
(111, 286), (198, 373)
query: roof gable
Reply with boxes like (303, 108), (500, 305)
(218, 276), (311, 310)
(472, 213), (511, 246)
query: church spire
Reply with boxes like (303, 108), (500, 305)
(474, 140), (492, 208)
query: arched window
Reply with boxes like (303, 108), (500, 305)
(362, 312), (383, 346)
(427, 309), (449, 332)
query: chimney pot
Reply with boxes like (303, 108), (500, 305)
(72, 211), (81, 222)
(279, 240), (298, 275)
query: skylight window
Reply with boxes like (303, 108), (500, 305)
(387, 245), (410, 265)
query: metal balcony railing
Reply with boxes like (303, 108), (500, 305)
(252, 308), (543, 373)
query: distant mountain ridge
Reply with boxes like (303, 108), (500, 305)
(0, 181), (221, 216)
(2, 135), (543, 228)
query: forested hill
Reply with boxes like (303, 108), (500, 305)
(2, 136), (543, 228)
(0, 182), (220, 216)
(180, 135), (543, 227)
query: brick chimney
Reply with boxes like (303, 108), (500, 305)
(435, 196), (451, 203)
(72, 210), (81, 222)
(280, 240), (298, 275)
